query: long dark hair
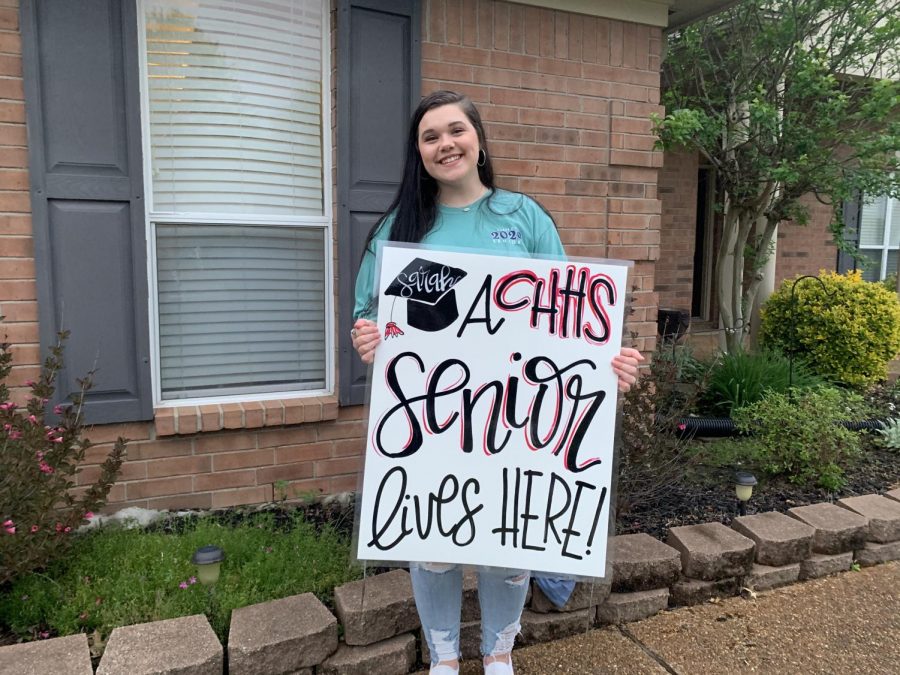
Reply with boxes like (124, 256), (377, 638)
(363, 91), (496, 251)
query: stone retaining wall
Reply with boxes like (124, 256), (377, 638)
(4, 489), (899, 674)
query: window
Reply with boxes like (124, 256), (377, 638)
(140, 0), (331, 403)
(857, 194), (900, 281)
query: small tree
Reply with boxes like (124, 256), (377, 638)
(1, 331), (126, 585)
(655, 0), (900, 352)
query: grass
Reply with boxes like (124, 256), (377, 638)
(0, 510), (362, 649)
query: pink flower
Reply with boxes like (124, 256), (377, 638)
(0, 402), (16, 411)
(63, 526), (71, 533)
(35, 450), (44, 460)
(39, 462), (54, 474)
(384, 322), (405, 339)
(3, 519), (16, 535)
(677, 423), (687, 431)
(188, 576), (197, 585)
(8, 430), (22, 440)
(27, 415), (38, 425)
(179, 581), (189, 590)
(38, 631), (49, 639)
(30, 525), (39, 533)
(54, 405), (63, 414)
(83, 512), (94, 520)
(24, 380), (35, 387)
(3, 423), (10, 431)
(55, 523), (63, 533)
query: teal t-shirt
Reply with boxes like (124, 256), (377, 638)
(353, 189), (565, 320)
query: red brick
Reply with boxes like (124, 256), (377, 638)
(199, 404), (222, 432)
(0, 215), (30, 235)
(258, 426), (317, 447)
(281, 478), (330, 500)
(243, 401), (265, 428)
(0, 301), (37, 322)
(275, 441), (333, 464)
(507, 3), (524, 53)
(440, 44), (490, 66)
(126, 476), (194, 500)
(262, 399), (284, 426)
(333, 437), (365, 457)
(0, 54), (20, 77)
(146, 455), (211, 479)
(85, 422), (152, 445)
(0, 170), (27, 190)
(174, 407), (199, 435)
(0, 257), (34, 278)
(0, 103), (23, 125)
(194, 431), (256, 454)
(315, 456), (364, 478)
(490, 51), (537, 72)
(445, 0), (461, 45)
(330, 474), (362, 493)
(147, 493), (213, 511)
(428, 0), (446, 42)
(222, 402), (244, 429)
(0, 8), (17, 30)
(211, 485), (272, 508)
(194, 469), (257, 491)
(154, 408), (176, 437)
(257, 462), (315, 484)
(213, 448), (275, 471)
(76, 459), (146, 485)
(128, 438), (194, 461)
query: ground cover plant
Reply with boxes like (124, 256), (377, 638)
(0, 509), (362, 655)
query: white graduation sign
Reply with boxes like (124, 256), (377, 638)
(357, 243), (629, 577)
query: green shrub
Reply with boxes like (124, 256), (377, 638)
(732, 387), (862, 490)
(760, 271), (900, 388)
(699, 348), (823, 416)
(1, 331), (126, 586)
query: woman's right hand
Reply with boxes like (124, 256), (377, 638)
(351, 318), (381, 364)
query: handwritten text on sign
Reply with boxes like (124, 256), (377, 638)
(357, 245), (628, 577)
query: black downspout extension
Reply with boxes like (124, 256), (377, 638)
(667, 416), (887, 439)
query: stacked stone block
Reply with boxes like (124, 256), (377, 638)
(597, 533), (679, 623)
(788, 503), (867, 579)
(666, 522), (755, 606)
(838, 495), (900, 566)
(732, 512), (814, 591)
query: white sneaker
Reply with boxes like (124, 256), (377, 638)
(430, 665), (459, 675)
(484, 660), (514, 675)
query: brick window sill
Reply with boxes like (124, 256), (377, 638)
(153, 395), (339, 436)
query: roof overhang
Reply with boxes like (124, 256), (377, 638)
(509, 1), (737, 30)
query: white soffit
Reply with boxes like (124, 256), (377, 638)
(511, 0), (736, 30)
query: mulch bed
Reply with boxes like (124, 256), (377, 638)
(615, 443), (900, 540)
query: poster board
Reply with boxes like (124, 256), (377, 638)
(356, 244), (629, 577)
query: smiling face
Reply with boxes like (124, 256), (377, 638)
(416, 103), (483, 195)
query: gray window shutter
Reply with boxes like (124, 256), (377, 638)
(21, 0), (152, 423)
(337, 0), (421, 406)
(837, 196), (862, 273)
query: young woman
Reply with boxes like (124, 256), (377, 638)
(351, 90), (642, 675)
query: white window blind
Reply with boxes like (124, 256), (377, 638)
(145, 0), (323, 215)
(858, 194), (899, 281)
(157, 224), (326, 399)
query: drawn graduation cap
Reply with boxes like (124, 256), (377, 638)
(384, 257), (468, 332)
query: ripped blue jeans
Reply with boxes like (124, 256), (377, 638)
(411, 562), (530, 665)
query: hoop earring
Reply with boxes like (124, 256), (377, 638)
(477, 148), (486, 167)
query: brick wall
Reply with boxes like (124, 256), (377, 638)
(775, 194), (839, 284)
(2, 0), (666, 512)
(0, 2), (36, 403)
(422, 0), (664, 346)
(656, 150), (698, 312)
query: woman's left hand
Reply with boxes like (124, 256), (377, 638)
(612, 347), (644, 393)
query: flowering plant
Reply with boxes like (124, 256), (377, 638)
(0, 329), (126, 585)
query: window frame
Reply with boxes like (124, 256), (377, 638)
(136, 0), (334, 408)
(858, 194), (898, 281)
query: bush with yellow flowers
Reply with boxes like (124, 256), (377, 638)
(760, 270), (900, 388)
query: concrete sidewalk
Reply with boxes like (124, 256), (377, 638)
(447, 561), (900, 674)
